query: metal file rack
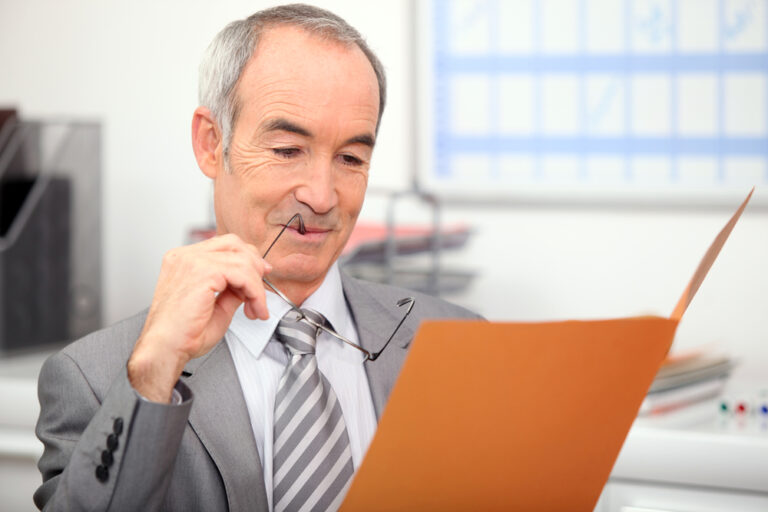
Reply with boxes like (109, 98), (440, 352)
(340, 190), (475, 297)
(0, 115), (101, 354)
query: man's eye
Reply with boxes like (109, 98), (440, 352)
(340, 154), (363, 166)
(273, 148), (300, 158)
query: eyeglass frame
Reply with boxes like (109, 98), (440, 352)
(260, 213), (415, 362)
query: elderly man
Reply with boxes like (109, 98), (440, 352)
(34, 4), (478, 511)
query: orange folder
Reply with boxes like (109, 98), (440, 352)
(342, 189), (753, 512)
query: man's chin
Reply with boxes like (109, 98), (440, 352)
(267, 258), (331, 286)
(264, 262), (332, 305)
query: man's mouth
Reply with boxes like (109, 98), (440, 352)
(284, 224), (331, 240)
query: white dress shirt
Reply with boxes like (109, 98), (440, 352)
(225, 263), (378, 512)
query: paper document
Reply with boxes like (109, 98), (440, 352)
(341, 190), (754, 512)
(671, 187), (753, 320)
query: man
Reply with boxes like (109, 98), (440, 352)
(35, 4), (479, 511)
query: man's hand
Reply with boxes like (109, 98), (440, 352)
(128, 234), (271, 402)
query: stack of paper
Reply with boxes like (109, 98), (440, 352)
(640, 352), (735, 415)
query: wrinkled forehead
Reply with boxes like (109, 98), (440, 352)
(233, 25), (380, 131)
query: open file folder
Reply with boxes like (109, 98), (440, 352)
(341, 190), (753, 512)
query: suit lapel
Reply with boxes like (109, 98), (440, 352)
(341, 272), (416, 419)
(174, 273), (415, 509)
(182, 340), (268, 512)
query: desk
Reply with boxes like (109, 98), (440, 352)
(598, 370), (768, 512)
(2, 352), (766, 512)
(0, 351), (51, 512)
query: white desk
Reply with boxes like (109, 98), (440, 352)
(0, 351), (52, 512)
(598, 372), (768, 512)
(2, 352), (767, 512)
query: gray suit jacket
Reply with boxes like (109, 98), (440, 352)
(34, 273), (480, 511)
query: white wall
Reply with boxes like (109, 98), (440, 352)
(1, 0), (766, 375)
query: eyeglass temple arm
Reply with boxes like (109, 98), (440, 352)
(262, 277), (300, 311)
(368, 297), (415, 362)
(313, 322), (372, 358)
(263, 213), (305, 259)
(260, 213), (373, 359)
(260, 212), (416, 363)
(261, 213), (306, 314)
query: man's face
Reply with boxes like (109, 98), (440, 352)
(211, 25), (379, 295)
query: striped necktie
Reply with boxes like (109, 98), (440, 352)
(272, 308), (355, 512)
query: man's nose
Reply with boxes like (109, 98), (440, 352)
(294, 157), (338, 215)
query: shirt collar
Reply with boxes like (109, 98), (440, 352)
(228, 262), (347, 360)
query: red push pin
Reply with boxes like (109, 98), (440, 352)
(735, 402), (748, 414)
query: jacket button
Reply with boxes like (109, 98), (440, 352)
(95, 464), (109, 482)
(101, 449), (113, 467)
(113, 417), (124, 436)
(106, 433), (119, 452)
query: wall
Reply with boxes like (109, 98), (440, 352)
(1, 0), (766, 377)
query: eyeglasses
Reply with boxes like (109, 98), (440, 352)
(261, 213), (415, 362)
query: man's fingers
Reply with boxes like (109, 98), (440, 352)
(197, 232), (246, 252)
(215, 288), (243, 316)
(199, 233), (270, 269)
(227, 284), (269, 321)
(154, 234), (272, 336)
(165, 245), (270, 319)
(210, 252), (267, 296)
(205, 251), (271, 320)
(205, 288), (245, 344)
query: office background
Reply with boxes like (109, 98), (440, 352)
(1, 0), (766, 373)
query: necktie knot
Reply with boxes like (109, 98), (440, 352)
(275, 308), (326, 356)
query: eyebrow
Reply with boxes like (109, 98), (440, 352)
(264, 118), (311, 137)
(345, 133), (376, 148)
(263, 117), (376, 148)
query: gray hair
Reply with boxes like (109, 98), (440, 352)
(198, 3), (387, 163)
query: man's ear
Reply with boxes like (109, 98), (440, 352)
(191, 106), (223, 179)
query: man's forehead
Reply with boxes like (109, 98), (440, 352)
(235, 24), (380, 128)
(250, 24), (366, 74)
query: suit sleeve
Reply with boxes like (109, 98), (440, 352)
(34, 350), (193, 512)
